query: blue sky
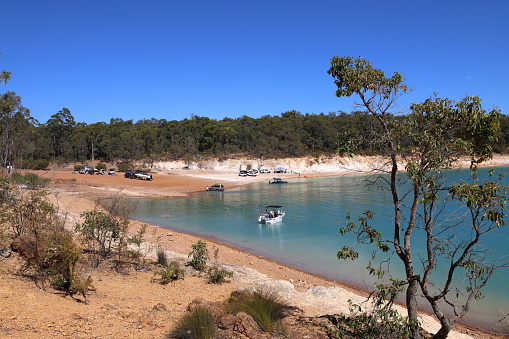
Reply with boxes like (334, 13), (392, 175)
(2, 0), (508, 124)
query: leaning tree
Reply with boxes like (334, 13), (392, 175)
(328, 56), (507, 339)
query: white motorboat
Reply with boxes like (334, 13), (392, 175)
(258, 205), (285, 224)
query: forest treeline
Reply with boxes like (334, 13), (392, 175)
(2, 93), (509, 169)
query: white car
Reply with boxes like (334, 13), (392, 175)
(259, 168), (270, 173)
(135, 171), (153, 180)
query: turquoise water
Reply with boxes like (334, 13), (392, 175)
(128, 168), (509, 334)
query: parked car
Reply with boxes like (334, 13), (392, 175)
(239, 170), (248, 176)
(247, 169), (257, 176)
(108, 168), (115, 175)
(274, 167), (287, 173)
(134, 170), (153, 180)
(206, 183), (224, 191)
(259, 168), (270, 173)
(124, 170), (136, 179)
(98, 169), (106, 175)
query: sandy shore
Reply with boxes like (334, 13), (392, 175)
(3, 159), (509, 338)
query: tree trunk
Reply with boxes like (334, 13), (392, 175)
(432, 325), (451, 339)
(407, 277), (421, 339)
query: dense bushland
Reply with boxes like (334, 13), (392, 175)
(5, 105), (509, 169)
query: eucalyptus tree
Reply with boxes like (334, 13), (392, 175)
(328, 56), (506, 339)
(43, 108), (76, 160)
(0, 91), (34, 170)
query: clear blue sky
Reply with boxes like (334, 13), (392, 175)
(2, 0), (508, 124)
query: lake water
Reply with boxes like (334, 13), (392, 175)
(128, 167), (509, 334)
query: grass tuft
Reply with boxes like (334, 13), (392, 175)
(225, 287), (288, 332)
(168, 304), (216, 339)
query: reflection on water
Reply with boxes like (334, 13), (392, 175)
(128, 169), (509, 334)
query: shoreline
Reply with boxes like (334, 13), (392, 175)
(30, 156), (509, 338)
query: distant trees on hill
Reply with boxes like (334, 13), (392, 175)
(4, 107), (509, 168)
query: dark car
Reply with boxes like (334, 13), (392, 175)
(124, 170), (136, 179)
(239, 170), (248, 176)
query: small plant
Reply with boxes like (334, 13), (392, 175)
(156, 246), (168, 267)
(73, 164), (83, 171)
(169, 304), (216, 339)
(206, 265), (233, 284)
(338, 281), (418, 339)
(127, 224), (149, 269)
(188, 239), (209, 271)
(225, 287), (288, 333)
(153, 261), (185, 284)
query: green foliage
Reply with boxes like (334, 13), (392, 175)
(73, 164), (83, 171)
(32, 159), (50, 170)
(225, 288), (288, 333)
(188, 239), (209, 271)
(10, 172), (51, 189)
(156, 246), (168, 267)
(206, 265), (233, 284)
(96, 162), (107, 170)
(49, 232), (82, 291)
(153, 261), (185, 284)
(75, 210), (124, 266)
(336, 280), (418, 339)
(116, 162), (131, 172)
(329, 55), (507, 339)
(169, 304), (216, 339)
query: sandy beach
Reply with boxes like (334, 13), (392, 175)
(2, 157), (509, 338)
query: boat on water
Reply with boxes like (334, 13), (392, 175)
(269, 177), (288, 184)
(258, 205), (285, 224)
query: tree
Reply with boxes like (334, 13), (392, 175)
(329, 56), (506, 339)
(43, 108), (76, 159)
(0, 92), (34, 170)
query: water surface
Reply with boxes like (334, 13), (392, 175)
(129, 168), (509, 334)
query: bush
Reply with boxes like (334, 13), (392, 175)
(153, 261), (185, 284)
(117, 162), (131, 172)
(335, 282), (418, 339)
(20, 159), (33, 169)
(10, 172), (51, 189)
(96, 162), (107, 170)
(32, 159), (49, 170)
(225, 288), (288, 333)
(73, 164), (83, 171)
(169, 304), (216, 339)
(206, 265), (233, 284)
(156, 247), (168, 267)
(188, 240), (209, 271)
(74, 210), (124, 266)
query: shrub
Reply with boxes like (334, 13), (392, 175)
(156, 247), (168, 267)
(153, 261), (185, 284)
(335, 282), (418, 339)
(32, 159), (49, 170)
(49, 232), (83, 292)
(117, 162), (131, 172)
(73, 164), (83, 171)
(188, 240), (209, 271)
(225, 287), (288, 333)
(169, 304), (216, 339)
(96, 162), (107, 170)
(206, 265), (233, 284)
(10, 172), (51, 189)
(20, 159), (33, 169)
(75, 210), (124, 266)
